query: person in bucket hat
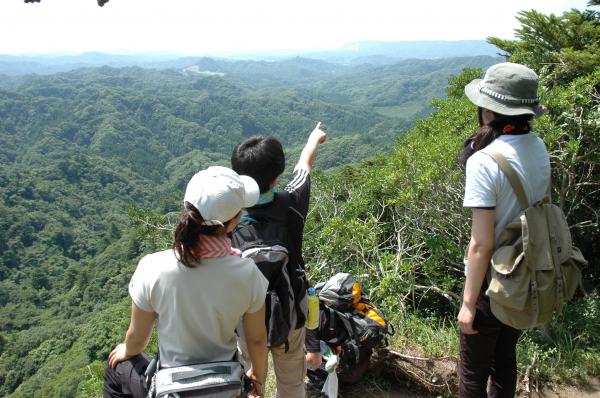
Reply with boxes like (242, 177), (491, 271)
(458, 62), (551, 397)
(104, 167), (269, 398)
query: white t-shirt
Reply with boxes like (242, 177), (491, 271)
(128, 249), (268, 368)
(463, 133), (550, 246)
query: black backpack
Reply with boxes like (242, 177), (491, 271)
(232, 191), (306, 350)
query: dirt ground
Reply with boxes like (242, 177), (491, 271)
(517, 377), (600, 398)
(356, 350), (600, 398)
(275, 347), (600, 398)
(383, 376), (600, 398)
(370, 376), (600, 398)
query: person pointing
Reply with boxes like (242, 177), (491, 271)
(231, 122), (326, 398)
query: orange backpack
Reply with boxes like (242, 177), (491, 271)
(316, 273), (393, 361)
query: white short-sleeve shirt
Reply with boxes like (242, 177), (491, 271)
(463, 133), (550, 245)
(128, 249), (268, 368)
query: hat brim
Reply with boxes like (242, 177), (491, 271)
(240, 175), (260, 208)
(465, 79), (542, 118)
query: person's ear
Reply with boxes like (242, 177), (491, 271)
(481, 108), (496, 125)
(225, 211), (242, 233)
(270, 177), (280, 188)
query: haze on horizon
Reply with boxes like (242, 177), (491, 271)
(0, 0), (592, 56)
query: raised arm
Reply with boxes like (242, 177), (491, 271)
(294, 122), (327, 174)
(242, 304), (268, 397)
(108, 302), (155, 368)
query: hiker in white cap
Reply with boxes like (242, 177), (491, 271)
(104, 166), (269, 398)
(458, 62), (550, 397)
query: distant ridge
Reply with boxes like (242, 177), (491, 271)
(0, 40), (499, 75)
(227, 40), (500, 64)
(334, 40), (499, 62)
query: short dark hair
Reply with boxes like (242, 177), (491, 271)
(231, 136), (285, 193)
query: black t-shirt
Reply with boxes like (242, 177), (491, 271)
(282, 168), (311, 272)
(243, 168), (311, 329)
(245, 168), (311, 270)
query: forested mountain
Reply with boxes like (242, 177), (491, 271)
(0, 55), (498, 396)
(1, 5), (599, 395)
(307, 56), (498, 118)
(0, 66), (379, 178)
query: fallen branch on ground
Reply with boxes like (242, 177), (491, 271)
(386, 349), (458, 363)
(377, 347), (459, 396)
(523, 353), (539, 397)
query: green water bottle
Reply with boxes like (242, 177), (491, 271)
(306, 287), (320, 330)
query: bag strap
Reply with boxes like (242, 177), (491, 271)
(171, 365), (232, 382)
(334, 310), (361, 364)
(480, 149), (530, 209)
(332, 310), (359, 340)
(328, 307), (336, 333)
(520, 213), (541, 329)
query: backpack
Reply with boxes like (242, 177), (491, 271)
(153, 361), (245, 398)
(481, 149), (587, 330)
(145, 352), (248, 398)
(232, 191), (307, 349)
(315, 273), (394, 368)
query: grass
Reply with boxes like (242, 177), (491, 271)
(390, 314), (459, 359)
(352, 299), (599, 396)
(385, 295), (600, 393)
(264, 354), (277, 397)
(516, 293), (600, 385)
(261, 315), (457, 398)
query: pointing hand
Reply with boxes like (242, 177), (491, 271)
(309, 122), (327, 145)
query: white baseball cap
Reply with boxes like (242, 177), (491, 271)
(183, 166), (260, 226)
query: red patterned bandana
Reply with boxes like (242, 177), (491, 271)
(197, 235), (241, 259)
(502, 123), (530, 134)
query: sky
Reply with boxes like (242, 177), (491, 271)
(0, 0), (592, 56)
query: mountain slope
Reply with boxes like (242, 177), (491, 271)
(0, 55), (523, 396)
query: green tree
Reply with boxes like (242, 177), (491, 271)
(488, 9), (600, 85)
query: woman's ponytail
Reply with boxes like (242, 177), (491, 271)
(460, 109), (533, 165)
(172, 202), (220, 267)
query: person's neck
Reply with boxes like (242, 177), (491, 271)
(256, 188), (276, 205)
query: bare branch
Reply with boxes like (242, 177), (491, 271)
(413, 285), (461, 308)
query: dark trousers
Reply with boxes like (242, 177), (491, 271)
(459, 293), (521, 398)
(104, 353), (151, 398)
